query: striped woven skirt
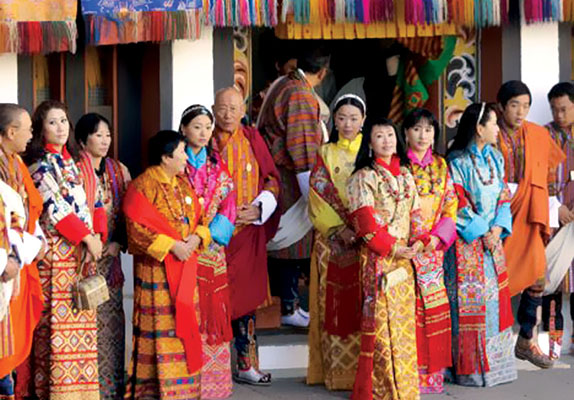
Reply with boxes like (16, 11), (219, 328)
(125, 254), (200, 400)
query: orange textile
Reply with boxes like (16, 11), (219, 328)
(0, 157), (44, 377)
(498, 122), (565, 295)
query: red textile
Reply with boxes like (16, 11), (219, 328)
(453, 183), (469, 209)
(54, 213), (91, 245)
(375, 156), (401, 176)
(78, 152), (109, 243)
(44, 143), (72, 160)
(225, 126), (281, 320)
(123, 186), (202, 373)
(351, 206), (396, 257)
(413, 251), (452, 373)
(92, 207), (108, 243)
(0, 158), (44, 379)
(324, 249), (361, 338)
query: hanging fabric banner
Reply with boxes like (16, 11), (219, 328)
(0, 0), (77, 54)
(81, 0), (204, 45)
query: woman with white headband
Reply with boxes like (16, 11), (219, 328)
(307, 94), (366, 391)
(445, 102), (517, 387)
(401, 108), (457, 394)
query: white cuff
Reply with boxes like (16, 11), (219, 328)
(7, 229), (24, 268)
(252, 190), (278, 225)
(21, 231), (43, 265)
(0, 249), (7, 276)
(549, 196), (561, 229)
(296, 171), (311, 200)
(507, 182), (518, 197)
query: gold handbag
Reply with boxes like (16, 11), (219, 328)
(72, 256), (109, 310)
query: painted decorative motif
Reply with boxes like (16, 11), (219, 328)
(443, 28), (477, 147)
(233, 27), (252, 117)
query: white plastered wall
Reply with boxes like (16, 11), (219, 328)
(0, 54), (18, 103)
(520, 22), (559, 125)
(172, 26), (215, 129)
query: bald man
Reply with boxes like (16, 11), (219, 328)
(212, 87), (281, 385)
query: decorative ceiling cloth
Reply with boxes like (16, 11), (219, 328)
(82, 0), (279, 46)
(0, 0), (77, 53)
(81, 0), (204, 45)
(280, 0), (570, 29)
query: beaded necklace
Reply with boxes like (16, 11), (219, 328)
(377, 165), (412, 203)
(410, 161), (441, 196)
(470, 152), (495, 186)
(159, 178), (193, 225)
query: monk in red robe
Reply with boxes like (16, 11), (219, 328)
(496, 81), (565, 369)
(0, 104), (45, 399)
(211, 87), (281, 385)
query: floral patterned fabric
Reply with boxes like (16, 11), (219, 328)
(445, 143), (516, 387)
(28, 149), (99, 400)
(185, 147), (236, 399)
(347, 158), (423, 400)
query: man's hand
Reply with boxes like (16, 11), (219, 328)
(559, 205), (574, 225)
(1, 257), (20, 282)
(236, 204), (262, 226)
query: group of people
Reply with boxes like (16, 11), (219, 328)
(0, 45), (574, 400)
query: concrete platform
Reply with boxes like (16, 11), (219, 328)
(229, 355), (574, 399)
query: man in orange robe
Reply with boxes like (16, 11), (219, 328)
(497, 81), (565, 369)
(0, 104), (45, 399)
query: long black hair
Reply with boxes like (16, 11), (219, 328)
(75, 112), (111, 147)
(148, 130), (186, 166)
(329, 95), (366, 143)
(24, 100), (81, 165)
(353, 116), (408, 174)
(447, 102), (497, 158)
(401, 108), (441, 152)
(179, 104), (218, 165)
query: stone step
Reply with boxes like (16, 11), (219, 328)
(257, 331), (309, 378)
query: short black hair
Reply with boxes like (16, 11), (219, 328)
(353, 116), (408, 174)
(497, 80), (532, 108)
(401, 108), (441, 152)
(297, 46), (330, 74)
(547, 82), (574, 103)
(75, 113), (111, 146)
(148, 130), (185, 166)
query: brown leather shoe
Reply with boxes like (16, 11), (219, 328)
(515, 336), (554, 369)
